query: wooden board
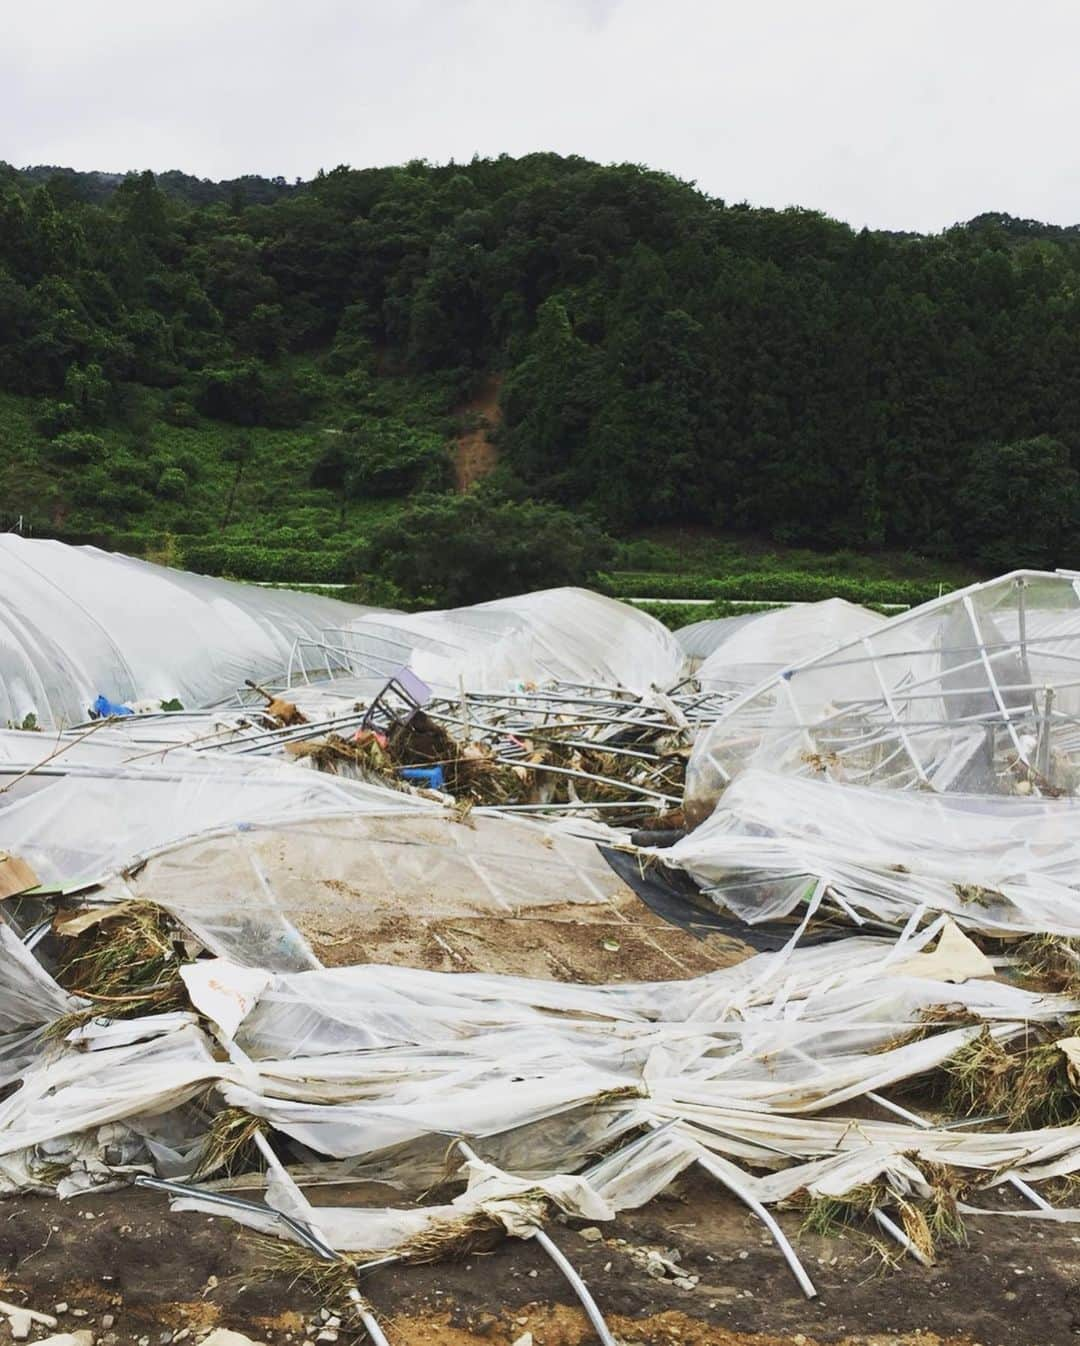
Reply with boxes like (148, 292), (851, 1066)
(0, 851), (40, 900)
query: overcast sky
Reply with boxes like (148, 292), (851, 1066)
(4, 0), (1079, 233)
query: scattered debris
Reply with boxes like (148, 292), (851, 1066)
(3, 553), (1080, 1338)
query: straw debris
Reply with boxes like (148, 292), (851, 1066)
(940, 1027), (1080, 1129)
(1013, 933), (1080, 995)
(195, 1107), (268, 1179)
(50, 902), (188, 1031)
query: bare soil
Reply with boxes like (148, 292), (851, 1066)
(305, 887), (751, 982)
(453, 375), (502, 491)
(0, 1174), (1073, 1345)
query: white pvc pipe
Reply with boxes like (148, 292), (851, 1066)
(533, 1229), (619, 1346)
(872, 1209), (933, 1266)
(348, 1288), (391, 1346)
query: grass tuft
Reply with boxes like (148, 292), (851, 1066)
(50, 903), (188, 1030)
(195, 1107), (268, 1179)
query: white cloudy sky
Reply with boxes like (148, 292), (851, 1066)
(4, 0), (1079, 233)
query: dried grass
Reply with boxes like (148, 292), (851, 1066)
(195, 1107), (268, 1179)
(50, 902), (188, 1029)
(254, 1238), (362, 1305)
(1013, 933), (1080, 996)
(795, 1163), (968, 1263)
(941, 1027), (1079, 1129)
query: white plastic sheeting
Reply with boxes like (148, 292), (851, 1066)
(104, 808), (632, 971)
(667, 767), (1080, 936)
(0, 744), (430, 890)
(0, 743), (632, 968)
(320, 588), (685, 699)
(0, 537), (374, 729)
(4, 930), (1079, 1209)
(685, 571), (1080, 822)
(693, 599), (886, 697)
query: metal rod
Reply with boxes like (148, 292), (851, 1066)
(1007, 1176), (1055, 1213)
(872, 1209), (932, 1266)
(657, 1129), (816, 1299)
(453, 1140), (617, 1345)
(492, 756), (680, 803)
(347, 1288), (392, 1346)
(472, 801), (662, 815)
(533, 1228), (619, 1346)
(136, 1174), (392, 1342)
(1036, 685), (1056, 779)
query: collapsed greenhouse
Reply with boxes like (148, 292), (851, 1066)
(2, 543), (1080, 1342)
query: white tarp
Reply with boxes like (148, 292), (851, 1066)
(666, 767), (1080, 935)
(325, 587), (685, 699)
(4, 931), (1076, 1202)
(0, 537), (374, 729)
(691, 599), (885, 692)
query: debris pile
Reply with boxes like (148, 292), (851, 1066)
(1, 550), (1080, 1338)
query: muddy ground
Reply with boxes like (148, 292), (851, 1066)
(0, 1172), (1073, 1346)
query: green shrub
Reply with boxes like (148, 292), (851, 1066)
(594, 570), (952, 607)
(356, 491), (616, 607)
(46, 431), (108, 466)
(180, 542), (354, 583)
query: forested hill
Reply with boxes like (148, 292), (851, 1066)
(2, 153), (1080, 573)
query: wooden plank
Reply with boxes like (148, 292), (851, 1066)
(0, 851), (40, 900)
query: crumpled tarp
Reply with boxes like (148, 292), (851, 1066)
(684, 570), (1080, 822)
(665, 767), (1080, 936)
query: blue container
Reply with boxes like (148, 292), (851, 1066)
(398, 765), (446, 790)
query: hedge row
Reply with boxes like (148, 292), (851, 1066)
(629, 600), (786, 631)
(596, 570), (954, 607)
(30, 529), (171, 555)
(179, 543), (356, 583)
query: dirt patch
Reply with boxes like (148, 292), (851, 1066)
(0, 1176), (1072, 1345)
(304, 887), (750, 981)
(454, 374), (502, 490)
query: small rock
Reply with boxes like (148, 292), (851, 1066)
(54, 1303), (70, 1314)
(139, 1337), (150, 1346)
(578, 1226), (603, 1243)
(101, 1315), (115, 1330)
(71, 1309), (88, 1318)
(174, 1334), (190, 1344)
(511, 1335), (534, 1346)
(319, 1311), (330, 1323)
(9, 1312), (32, 1341)
(324, 1321), (339, 1331)
(315, 1334), (337, 1345)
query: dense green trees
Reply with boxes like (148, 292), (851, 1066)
(2, 153), (1080, 568)
(359, 492), (615, 607)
